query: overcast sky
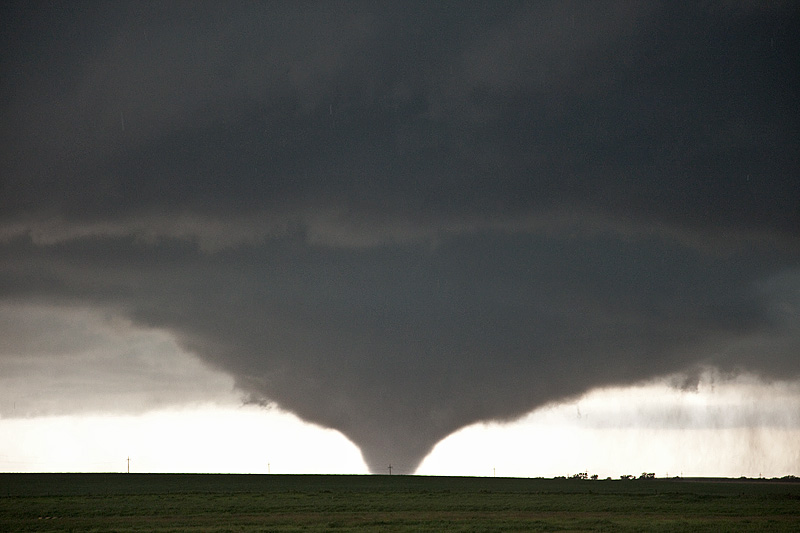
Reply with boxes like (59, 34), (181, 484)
(1, 1), (799, 474)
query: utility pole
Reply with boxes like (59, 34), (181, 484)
(388, 464), (392, 475)
(127, 457), (130, 474)
(268, 463), (270, 475)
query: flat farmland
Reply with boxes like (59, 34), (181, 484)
(1, 474), (798, 532)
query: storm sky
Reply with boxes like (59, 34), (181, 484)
(1, 1), (799, 474)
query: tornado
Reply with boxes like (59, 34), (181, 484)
(1, 2), (799, 473)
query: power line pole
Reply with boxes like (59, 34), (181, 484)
(388, 464), (392, 475)
(127, 457), (130, 474)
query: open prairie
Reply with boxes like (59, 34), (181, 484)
(1, 473), (798, 532)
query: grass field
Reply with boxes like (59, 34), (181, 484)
(1, 473), (798, 532)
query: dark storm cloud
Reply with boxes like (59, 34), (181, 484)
(1, 1), (799, 472)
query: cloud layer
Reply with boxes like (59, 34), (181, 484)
(2, 1), (799, 472)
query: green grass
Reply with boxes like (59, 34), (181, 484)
(1, 474), (798, 532)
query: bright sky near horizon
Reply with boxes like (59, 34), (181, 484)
(3, 384), (798, 478)
(2, 2), (799, 477)
(1, 310), (797, 477)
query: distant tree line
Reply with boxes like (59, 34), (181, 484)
(559, 473), (799, 482)
(564, 472), (658, 480)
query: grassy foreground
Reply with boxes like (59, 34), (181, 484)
(1, 473), (798, 532)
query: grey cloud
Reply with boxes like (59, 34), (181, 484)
(3, 2), (797, 247)
(0, 303), (236, 418)
(1, 1), (799, 472)
(573, 372), (800, 430)
(3, 230), (797, 471)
